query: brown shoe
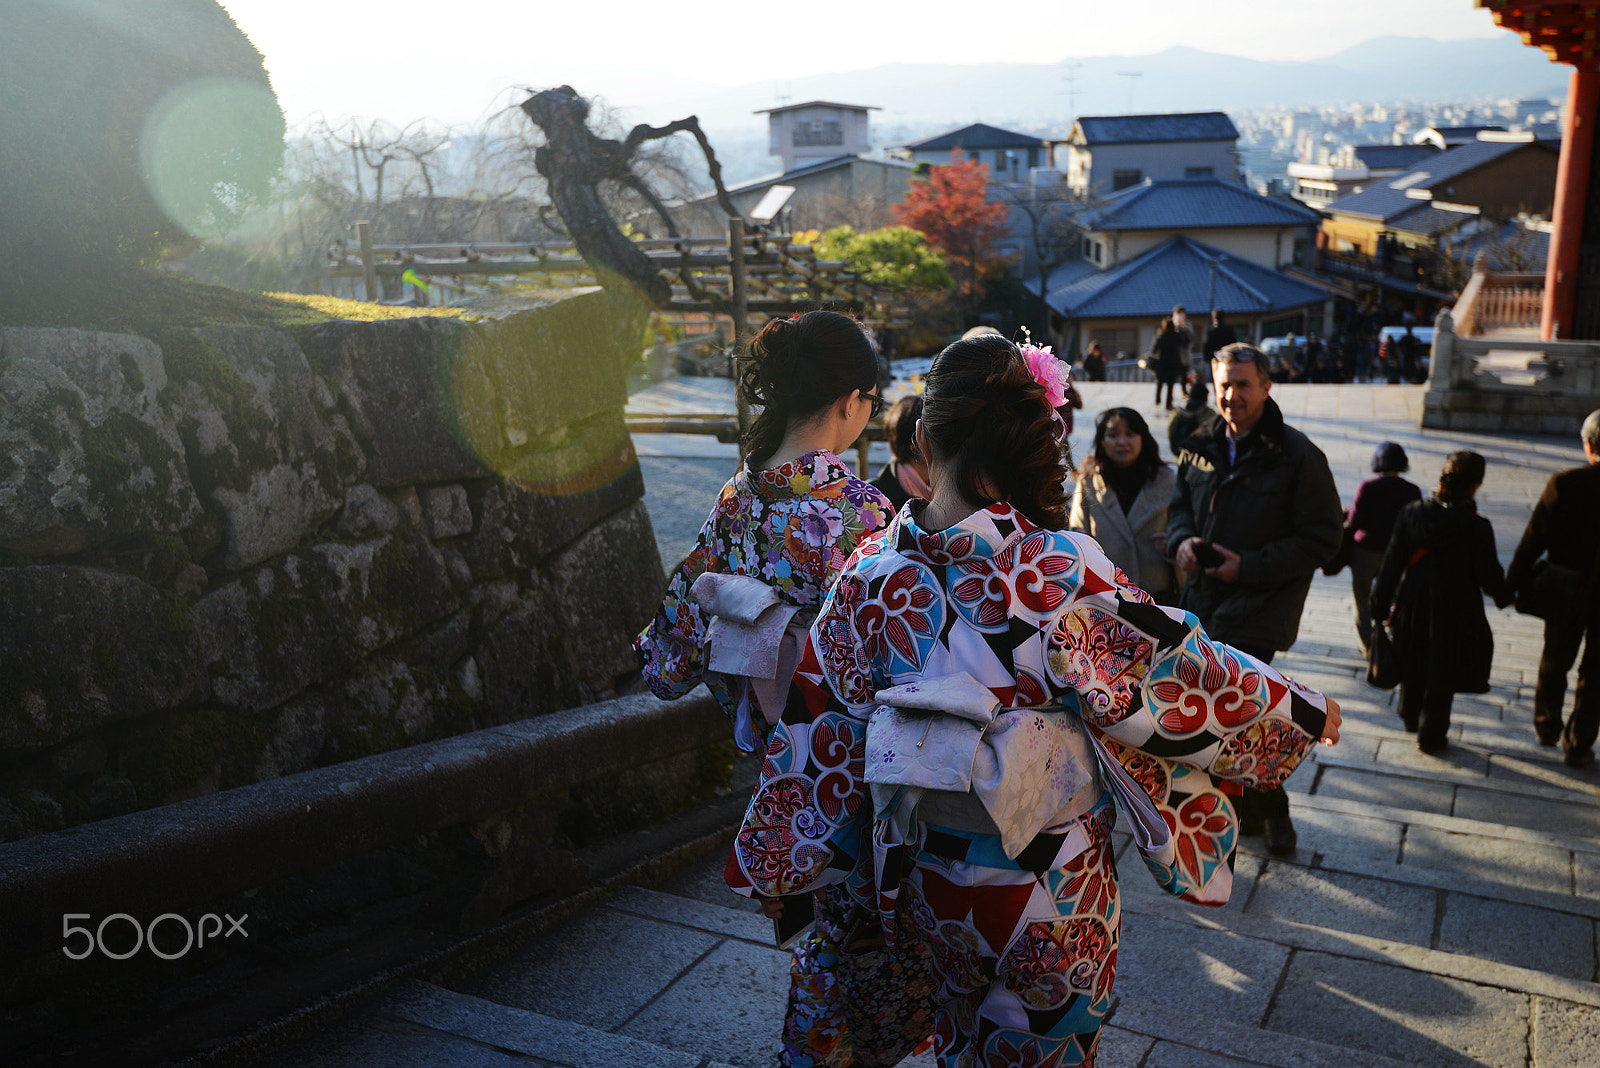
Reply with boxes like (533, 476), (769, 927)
(1264, 816), (1297, 856)
(1565, 748), (1595, 769)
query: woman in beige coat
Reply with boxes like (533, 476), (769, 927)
(1069, 406), (1179, 602)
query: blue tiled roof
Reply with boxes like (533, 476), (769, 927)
(1325, 137), (1558, 222)
(1351, 144), (1439, 171)
(1087, 179), (1322, 231)
(1386, 203), (1479, 238)
(1075, 112), (1238, 145)
(905, 123), (1046, 151)
(1044, 235), (1328, 320)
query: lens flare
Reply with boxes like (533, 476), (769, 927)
(139, 77), (283, 242)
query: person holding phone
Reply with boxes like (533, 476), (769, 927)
(1166, 343), (1344, 856)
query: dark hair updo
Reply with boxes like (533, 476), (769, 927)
(921, 333), (1067, 529)
(739, 310), (878, 468)
(1438, 450), (1486, 501)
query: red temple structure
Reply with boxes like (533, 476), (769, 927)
(1480, 1), (1600, 338)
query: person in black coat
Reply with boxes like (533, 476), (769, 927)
(1151, 316), (1187, 410)
(1369, 451), (1510, 755)
(1505, 409), (1600, 765)
(1202, 308), (1237, 360)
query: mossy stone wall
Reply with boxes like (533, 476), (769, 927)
(0, 287), (663, 841)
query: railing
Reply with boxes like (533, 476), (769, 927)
(1452, 268), (1544, 337)
(1102, 358), (1155, 383)
(1422, 266), (1600, 431)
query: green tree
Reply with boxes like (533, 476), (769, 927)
(813, 225), (953, 292)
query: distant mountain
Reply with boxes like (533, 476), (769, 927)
(593, 34), (1567, 136)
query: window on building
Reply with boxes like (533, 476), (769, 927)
(1112, 169), (1143, 191)
(793, 120), (843, 147)
(1184, 166), (1215, 179)
(970, 150), (982, 163)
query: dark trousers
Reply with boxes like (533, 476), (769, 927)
(1536, 611), (1600, 753)
(1155, 375), (1177, 409)
(1231, 644), (1290, 821)
(1398, 658), (1455, 752)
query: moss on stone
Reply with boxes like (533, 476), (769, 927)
(158, 327), (277, 494)
(154, 590), (195, 636)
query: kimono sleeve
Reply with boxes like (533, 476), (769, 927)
(1046, 532), (1330, 792)
(725, 568), (876, 901)
(633, 496), (729, 706)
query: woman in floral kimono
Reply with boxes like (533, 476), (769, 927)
(728, 332), (1342, 1068)
(635, 310), (891, 738)
(636, 311), (936, 1065)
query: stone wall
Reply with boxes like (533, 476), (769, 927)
(0, 287), (665, 840)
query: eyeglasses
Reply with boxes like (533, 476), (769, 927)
(862, 391), (884, 419)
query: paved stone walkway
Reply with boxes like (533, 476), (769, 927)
(268, 378), (1600, 1067)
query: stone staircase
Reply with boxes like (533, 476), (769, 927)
(263, 577), (1600, 1068)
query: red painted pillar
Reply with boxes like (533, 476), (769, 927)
(1544, 66), (1600, 340)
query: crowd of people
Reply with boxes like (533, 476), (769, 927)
(631, 308), (1596, 1068)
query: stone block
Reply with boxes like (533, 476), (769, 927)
(0, 566), (208, 750)
(422, 483), (473, 539)
(195, 529), (458, 713)
(301, 316), (490, 486)
(474, 579), (580, 724)
(0, 327), (202, 555)
(464, 457), (646, 577)
(336, 483), (402, 538)
(169, 327), (362, 571)
(547, 500), (665, 698)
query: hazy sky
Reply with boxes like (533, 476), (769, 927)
(221, 0), (1511, 128)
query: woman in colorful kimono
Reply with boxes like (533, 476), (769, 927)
(728, 332), (1342, 1068)
(634, 309), (890, 740)
(636, 310), (936, 1066)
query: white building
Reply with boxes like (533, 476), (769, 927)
(1062, 112), (1241, 197)
(756, 101), (878, 174)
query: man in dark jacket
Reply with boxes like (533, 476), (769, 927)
(1167, 343), (1344, 854)
(1506, 409), (1600, 767)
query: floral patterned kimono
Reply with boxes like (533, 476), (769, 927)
(727, 501), (1334, 1068)
(634, 448), (891, 735)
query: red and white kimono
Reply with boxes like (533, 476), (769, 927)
(727, 501), (1334, 1068)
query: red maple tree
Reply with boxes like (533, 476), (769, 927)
(893, 149), (1009, 301)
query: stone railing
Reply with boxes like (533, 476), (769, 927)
(1422, 272), (1600, 433)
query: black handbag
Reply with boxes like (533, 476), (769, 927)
(1367, 621), (1401, 689)
(1515, 558), (1585, 620)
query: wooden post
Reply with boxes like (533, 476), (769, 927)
(730, 217), (752, 465)
(358, 221), (379, 304)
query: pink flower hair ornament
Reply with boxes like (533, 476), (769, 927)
(1020, 341), (1069, 409)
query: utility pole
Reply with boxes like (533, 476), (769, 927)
(1062, 59), (1083, 120)
(1116, 71), (1142, 115)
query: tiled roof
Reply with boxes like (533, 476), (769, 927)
(753, 100), (879, 115)
(1087, 179), (1322, 231)
(1043, 235), (1328, 320)
(1325, 137), (1557, 222)
(904, 123), (1046, 151)
(1386, 203), (1479, 238)
(1075, 112), (1238, 145)
(1351, 144), (1439, 171)
(720, 155), (911, 195)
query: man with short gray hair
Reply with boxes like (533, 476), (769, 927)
(1167, 343), (1344, 852)
(1507, 409), (1600, 768)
